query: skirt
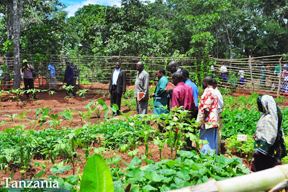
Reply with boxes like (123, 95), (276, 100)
(221, 73), (229, 82)
(251, 150), (281, 172)
(239, 78), (244, 85)
(200, 127), (218, 156)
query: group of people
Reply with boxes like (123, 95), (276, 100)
(109, 61), (224, 155)
(20, 59), (77, 98)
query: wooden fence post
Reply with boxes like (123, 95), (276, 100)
(249, 55), (254, 91)
(277, 57), (282, 98)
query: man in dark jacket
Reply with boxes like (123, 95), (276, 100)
(109, 61), (126, 116)
(64, 61), (75, 97)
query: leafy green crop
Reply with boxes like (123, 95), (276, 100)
(226, 135), (254, 161)
(111, 151), (250, 191)
(222, 107), (260, 138)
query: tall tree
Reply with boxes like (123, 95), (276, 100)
(12, 0), (23, 89)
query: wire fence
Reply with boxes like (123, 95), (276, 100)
(0, 54), (287, 96)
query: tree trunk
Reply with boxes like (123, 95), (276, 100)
(13, 0), (23, 89)
(5, 2), (13, 58)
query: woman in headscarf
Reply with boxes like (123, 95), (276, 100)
(280, 64), (288, 95)
(251, 95), (287, 172)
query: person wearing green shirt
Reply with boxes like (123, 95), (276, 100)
(150, 69), (169, 132)
(150, 68), (169, 115)
(275, 65), (280, 75)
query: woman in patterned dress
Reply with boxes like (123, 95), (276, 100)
(251, 95), (287, 172)
(280, 64), (288, 95)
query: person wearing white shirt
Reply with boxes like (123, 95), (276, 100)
(212, 79), (224, 154)
(108, 62), (126, 116)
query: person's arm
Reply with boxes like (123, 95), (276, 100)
(109, 70), (113, 93)
(122, 71), (126, 94)
(217, 91), (224, 109)
(155, 79), (167, 97)
(141, 72), (149, 101)
(171, 90), (179, 108)
(196, 92), (212, 127)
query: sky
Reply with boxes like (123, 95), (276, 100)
(61, 0), (122, 17)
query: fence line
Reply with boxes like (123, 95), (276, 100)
(0, 54), (287, 97)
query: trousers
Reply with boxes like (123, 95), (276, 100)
(24, 78), (35, 98)
(110, 85), (122, 114)
(136, 98), (148, 114)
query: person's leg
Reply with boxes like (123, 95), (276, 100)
(29, 79), (36, 98)
(110, 87), (117, 115)
(139, 100), (148, 114)
(200, 127), (218, 156)
(136, 98), (140, 114)
(24, 79), (29, 98)
(218, 113), (223, 154)
(72, 82), (76, 96)
(115, 92), (122, 115)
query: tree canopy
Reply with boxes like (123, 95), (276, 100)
(0, 0), (288, 58)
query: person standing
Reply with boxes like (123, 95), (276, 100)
(196, 76), (219, 156)
(21, 59), (36, 99)
(171, 72), (195, 149)
(150, 68), (169, 132)
(251, 95), (286, 172)
(182, 69), (198, 119)
(219, 64), (228, 83)
(134, 61), (149, 114)
(48, 60), (56, 78)
(64, 61), (75, 97)
(212, 79), (224, 154)
(48, 60), (56, 90)
(109, 61), (126, 116)
(238, 69), (245, 88)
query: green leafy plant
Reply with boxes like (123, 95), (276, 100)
(225, 135), (254, 161)
(48, 90), (56, 100)
(76, 89), (88, 98)
(80, 154), (114, 192)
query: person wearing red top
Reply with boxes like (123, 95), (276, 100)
(171, 72), (195, 149)
(171, 72), (195, 112)
(196, 76), (219, 156)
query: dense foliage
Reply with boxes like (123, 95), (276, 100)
(0, 0), (288, 58)
(112, 151), (250, 191)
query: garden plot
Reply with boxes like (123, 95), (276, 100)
(0, 87), (287, 191)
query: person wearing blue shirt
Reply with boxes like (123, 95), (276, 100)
(182, 69), (198, 115)
(48, 60), (56, 77)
